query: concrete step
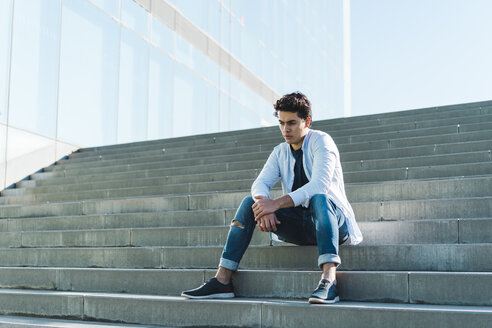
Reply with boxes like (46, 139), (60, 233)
(75, 102), (492, 156)
(5, 174), (492, 206)
(0, 243), (490, 271)
(0, 289), (490, 327)
(66, 128), (492, 169)
(0, 315), (154, 327)
(47, 125), (492, 172)
(17, 167), (254, 189)
(11, 169), (260, 194)
(64, 113), (492, 163)
(23, 154), (492, 193)
(0, 218), (489, 248)
(60, 138), (492, 171)
(1, 185), (491, 221)
(0, 210), (230, 232)
(39, 149), (492, 182)
(24, 155), (492, 193)
(344, 161), (492, 182)
(0, 267), (490, 306)
(0, 179), (255, 205)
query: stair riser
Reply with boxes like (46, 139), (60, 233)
(74, 105), (492, 157)
(63, 115), (492, 163)
(1, 290), (491, 328)
(0, 210), (228, 232)
(0, 218), (474, 248)
(6, 172), (492, 205)
(47, 135), (492, 172)
(0, 244), (490, 271)
(0, 268), (490, 306)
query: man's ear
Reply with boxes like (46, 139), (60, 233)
(306, 117), (312, 127)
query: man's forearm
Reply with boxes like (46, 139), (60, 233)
(252, 194), (295, 219)
(273, 194), (295, 210)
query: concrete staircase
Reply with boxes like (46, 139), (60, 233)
(0, 101), (491, 327)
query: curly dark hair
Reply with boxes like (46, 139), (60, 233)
(273, 92), (312, 121)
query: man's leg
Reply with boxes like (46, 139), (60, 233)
(308, 194), (349, 304)
(217, 196), (257, 280)
(181, 196), (257, 298)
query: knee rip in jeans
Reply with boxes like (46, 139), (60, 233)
(231, 219), (244, 229)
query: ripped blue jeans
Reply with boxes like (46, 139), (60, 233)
(219, 194), (349, 271)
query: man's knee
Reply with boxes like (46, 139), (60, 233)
(231, 220), (244, 228)
(311, 194), (336, 216)
(231, 196), (256, 228)
(311, 194), (330, 207)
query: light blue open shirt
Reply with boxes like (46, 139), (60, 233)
(251, 128), (363, 245)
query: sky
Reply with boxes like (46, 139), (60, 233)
(349, 0), (492, 116)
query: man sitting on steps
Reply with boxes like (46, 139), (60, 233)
(181, 92), (363, 304)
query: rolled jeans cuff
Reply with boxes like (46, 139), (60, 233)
(318, 253), (341, 268)
(219, 257), (239, 271)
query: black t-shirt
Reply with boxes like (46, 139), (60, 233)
(291, 146), (309, 192)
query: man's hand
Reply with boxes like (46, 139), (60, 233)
(252, 196), (280, 219)
(256, 213), (281, 232)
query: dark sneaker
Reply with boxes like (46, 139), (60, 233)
(308, 279), (339, 304)
(181, 277), (235, 299)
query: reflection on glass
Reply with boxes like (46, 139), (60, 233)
(207, 0), (220, 42)
(230, 99), (259, 131)
(219, 90), (229, 132)
(88, 0), (120, 19)
(150, 16), (174, 56)
(205, 85), (219, 133)
(173, 63), (203, 137)
(174, 34), (193, 68)
(0, 0), (12, 124)
(118, 27), (149, 143)
(121, 0), (148, 38)
(8, 0), (60, 137)
(58, 0), (120, 146)
(0, 124), (6, 189)
(148, 47), (174, 140)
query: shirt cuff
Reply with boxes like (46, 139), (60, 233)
(288, 189), (310, 208)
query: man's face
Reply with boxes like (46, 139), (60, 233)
(278, 111), (311, 150)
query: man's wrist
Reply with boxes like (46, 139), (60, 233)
(273, 194), (295, 210)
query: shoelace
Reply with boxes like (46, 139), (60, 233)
(317, 279), (330, 290)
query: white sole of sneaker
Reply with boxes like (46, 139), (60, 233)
(181, 292), (235, 299)
(308, 296), (340, 304)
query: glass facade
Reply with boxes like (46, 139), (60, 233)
(0, 0), (344, 190)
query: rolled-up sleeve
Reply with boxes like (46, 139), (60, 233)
(251, 148), (281, 199)
(288, 135), (336, 207)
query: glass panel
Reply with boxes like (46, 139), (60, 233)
(150, 16), (174, 56)
(57, 0), (120, 147)
(148, 47), (174, 140)
(205, 85), (220, 133)
(88, 0), (120, 19)
(0, 0), (12, 124)
(173, 63), (208, 137)
(117, 27), (150, 143)
(8, 0), (60, 137)
(220, 4), (230, 51)
(230, 15), (242, 59)
(0, 123), (6, 189)
(219, 66), (229, 95)
(230, 99), (258, 131)
(258, 97), (276, 126)
(207, 0), (220, 41)
(121, 0), (149, 37)
(204, 55), (219, 87)
(174, 34), (193, 68)
(219, 91), (229, 131)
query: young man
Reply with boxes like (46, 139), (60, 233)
(182, 92), (363, 304)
